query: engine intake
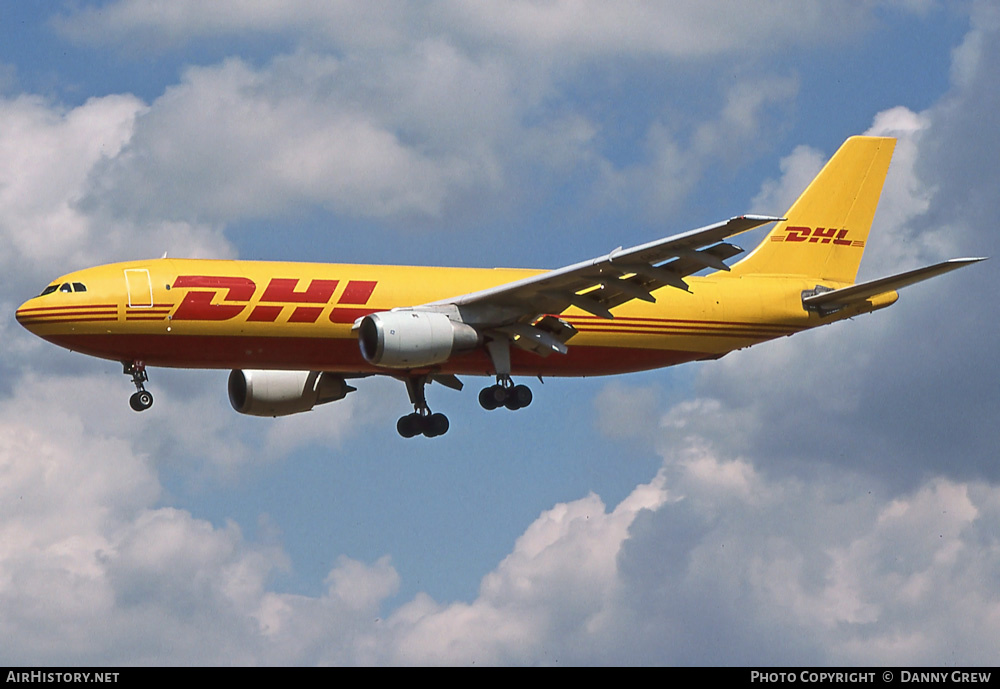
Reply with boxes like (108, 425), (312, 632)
(357, 311), (479, 368)
(228, 370), (354, 417)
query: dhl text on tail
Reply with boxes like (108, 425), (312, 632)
(16, 136), (986, 438)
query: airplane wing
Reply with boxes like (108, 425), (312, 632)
(803, 257), (987, 315)
(426, 214), (781, 323)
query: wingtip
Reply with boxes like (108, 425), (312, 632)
(740, 214), (786, 223)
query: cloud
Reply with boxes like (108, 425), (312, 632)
(64, 46), (802, 233)
(0, 371), (276, 664)
(254, 555), (400, 665)
(81, 51), (515, 225)
(47, 3), (888, 233)
(53, 1), (419, 53)
(3, 367), (998, 666)
(750, 144), (825, 217)
(0, 93), (138, 269)
(612, 453), (1000, 666)
(55, 1), (880, 60)
(374, 477), (669, 665)
(593, 380), (661, 443)
(440, 1), (880, 60)
(350, 440), (999, 666)
(0, 92), (233, 305)
(594, 75), (799, 222)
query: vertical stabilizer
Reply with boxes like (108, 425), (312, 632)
(729, 136), (895, 283)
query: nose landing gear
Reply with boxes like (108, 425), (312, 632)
(123, 361), (153, 412)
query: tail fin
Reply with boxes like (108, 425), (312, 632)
(729, 136), (896, 283)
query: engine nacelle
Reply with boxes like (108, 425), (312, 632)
(357, 310), (479, 368)
(228, 370), (354, 417)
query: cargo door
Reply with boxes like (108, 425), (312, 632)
(124, 268), (153, 308)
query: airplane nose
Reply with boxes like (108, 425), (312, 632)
(16, 300), (34, 330)
(15, 297), (44, 334)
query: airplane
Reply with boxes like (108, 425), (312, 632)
(15, 136), (985, 438)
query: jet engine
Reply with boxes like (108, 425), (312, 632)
(357, 311), (479, 368)
(228, 370), (354, 417)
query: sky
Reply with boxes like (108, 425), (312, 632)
(0, 0), (998, 666)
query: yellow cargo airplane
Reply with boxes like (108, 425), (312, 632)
(16, 136), (985, 437)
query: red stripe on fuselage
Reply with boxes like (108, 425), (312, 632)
(17, 309), (118, 319)
(39, 332), (715, 376)
(18, 316), (118, 325)
(17, 304), (117, 314)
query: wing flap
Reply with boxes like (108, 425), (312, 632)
(498, 319), (576, 356)
(591, 242), (745, 309)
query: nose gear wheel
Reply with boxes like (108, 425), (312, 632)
(123, 361), (154, 412)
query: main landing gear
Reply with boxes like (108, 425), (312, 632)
(477, 338), (532, 412)
(123, 361), (153, 412)
(478, 376), (532, 411)
(397, 374), (450, 438)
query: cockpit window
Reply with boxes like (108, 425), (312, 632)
(38, 282), (88, 296)
(38, 282), (87, 296)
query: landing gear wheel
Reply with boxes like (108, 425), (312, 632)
(424, 413), (449, 438)
(397, 375), (452, 438)
(480, 379), (532, 411)
(397, 412), (450, 438)
(397, 413), (421, 438)
(479, 385), (502, 410)
(505, 384), (532, 410)
(123, 361), (153, 412)
(129, 390), (153, 412)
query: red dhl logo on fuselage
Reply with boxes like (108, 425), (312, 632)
(770, 227), (865, 247)
(168, 276), (377, 324)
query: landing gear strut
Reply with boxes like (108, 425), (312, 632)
(397, 374), (449, 438)
(123, 361), (153, 412)
(479, 376), (532, 411)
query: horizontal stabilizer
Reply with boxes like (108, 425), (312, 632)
(803, 257), (987, 313)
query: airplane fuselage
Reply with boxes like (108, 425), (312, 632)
(15, 257), (885, 378)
